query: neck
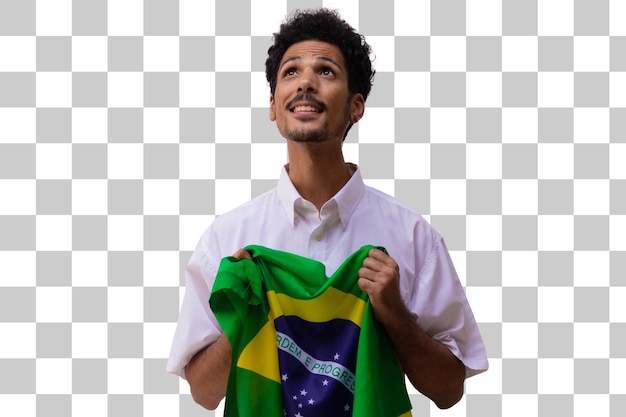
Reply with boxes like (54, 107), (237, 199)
(286, 141), (351, 211)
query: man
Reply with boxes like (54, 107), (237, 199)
(167, 8), (488, 412)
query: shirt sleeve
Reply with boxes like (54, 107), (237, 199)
(165, 230), (223, 379)
(407, 236), (489, 378)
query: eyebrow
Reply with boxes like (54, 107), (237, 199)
(278, 56), (343, 72)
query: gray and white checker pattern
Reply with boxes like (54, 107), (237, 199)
(0, 0), (624, 416)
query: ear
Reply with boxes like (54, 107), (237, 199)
(269, 95), (276, 121)
(350, 93), (365, 124)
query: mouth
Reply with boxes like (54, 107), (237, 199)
(290, 104), (322, 113)
(286, 95), (326, 114)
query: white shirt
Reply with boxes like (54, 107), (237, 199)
(166, 164), (488, 378)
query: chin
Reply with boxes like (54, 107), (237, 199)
(283, 128), (328, 143)
(287, 136), (326, 143)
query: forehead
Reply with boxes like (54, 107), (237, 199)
(280, 40), (346, 67)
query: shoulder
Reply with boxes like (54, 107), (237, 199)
(363, 185), (419, 214)
(363, 186), (437, 231)
(212, 187), (280, 228)
(194, 187), (285, 256)
(357, 185), (443, 258)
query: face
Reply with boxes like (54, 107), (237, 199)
(269, 40), (364, 143)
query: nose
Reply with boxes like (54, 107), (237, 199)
(297, 68), (317, 93)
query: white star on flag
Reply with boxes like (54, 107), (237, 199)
(344, 404), (351, 411)
(334, 353), (340, 360)
(308, 398), (315, 405)
(300, 389), (308, 396)
(295, 413), (303, 417)
(322, 379), (329, 386)
(282, 374), (288, 381)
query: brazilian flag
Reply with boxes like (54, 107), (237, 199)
(210, 245), (413, 417)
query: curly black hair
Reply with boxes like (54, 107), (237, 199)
(265, 8), (375, 101)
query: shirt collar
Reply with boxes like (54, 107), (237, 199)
(276, 163), (365, 229)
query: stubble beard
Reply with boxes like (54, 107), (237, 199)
(282, 120), (330, 143)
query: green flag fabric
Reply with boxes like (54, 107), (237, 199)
(210, 245), (413, 417)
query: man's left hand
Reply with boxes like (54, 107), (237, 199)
(357, 248), (410, 326)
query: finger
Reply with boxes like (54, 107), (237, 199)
(358, 266), (377, 281)
(368, 248), (387, 260)
(368, 248), (397, 266)
(357, 277), (375, 294)
(369, 249), (400, 269)
(363, 256), (398, 276)
(362, 257), (385, 278)
(232, 248), (252, 260)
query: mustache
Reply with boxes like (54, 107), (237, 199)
(285, 94), (326, 111)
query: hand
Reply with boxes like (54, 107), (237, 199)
(357, 248), (409, 326)
(232, 248), (251, 260)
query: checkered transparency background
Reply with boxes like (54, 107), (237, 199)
(0, 0), (625, 416)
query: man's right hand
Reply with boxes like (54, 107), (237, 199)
(232, 248), (252, 260)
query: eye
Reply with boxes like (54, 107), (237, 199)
(320, 68), (334, 76)
(284, 68), (297, 76)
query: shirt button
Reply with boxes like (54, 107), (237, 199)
(314, 234), (323, 241)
